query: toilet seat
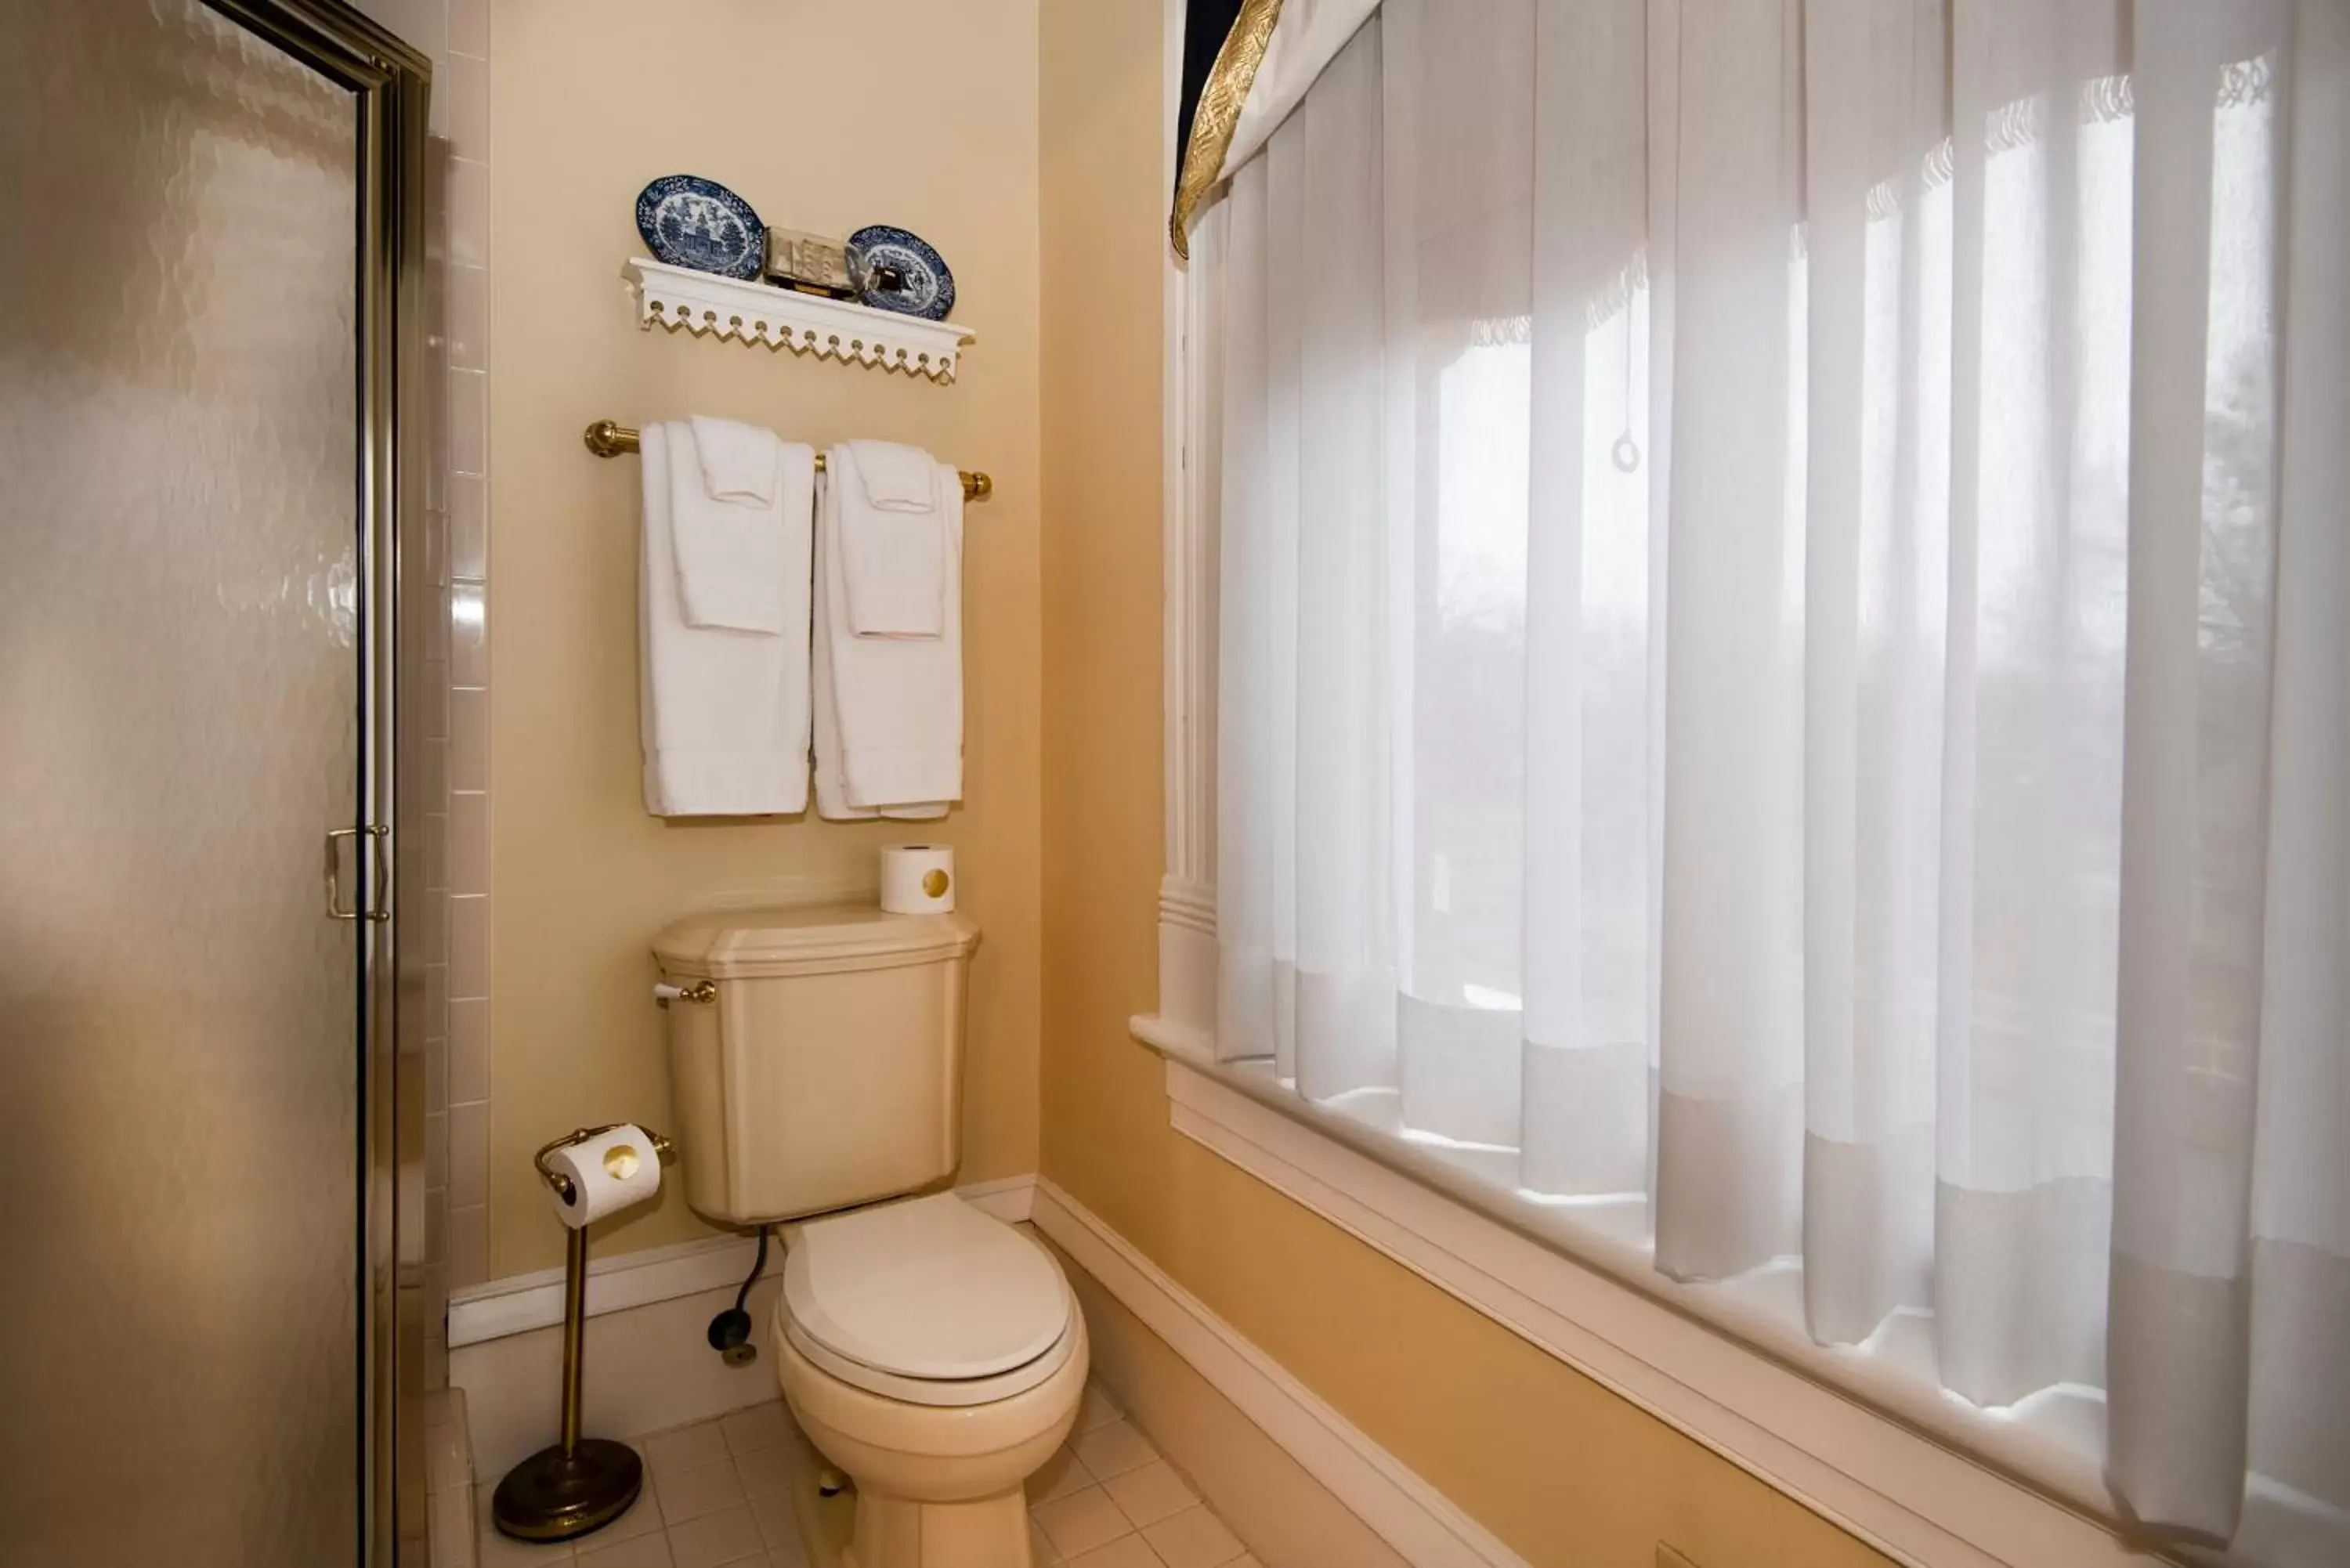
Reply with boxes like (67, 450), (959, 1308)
(782, 1194), (1076, 1408)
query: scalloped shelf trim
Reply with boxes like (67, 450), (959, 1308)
(623, 257), (974, 384)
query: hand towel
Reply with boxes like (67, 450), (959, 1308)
(841, 438), (937, 509)
(812, 464), (961, 820)
(690, 414), (783, 504)
(639, 422), (813, 816)
(831, 441), (945, 638)
(668, 417), (801, 634)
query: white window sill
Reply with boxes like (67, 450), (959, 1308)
(1126, 1013), (2160, 1568)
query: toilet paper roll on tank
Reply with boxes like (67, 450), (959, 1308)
(880, 844), (955, 914)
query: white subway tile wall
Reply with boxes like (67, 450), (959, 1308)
(439, 0), (494, 1304)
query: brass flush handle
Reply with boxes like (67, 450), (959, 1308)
(326, 825), (391, 922)
(652, 979), (717, 1008)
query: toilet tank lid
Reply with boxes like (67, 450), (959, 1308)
(783, 1194), (1072, 1380)
(653, 903), (979, 978)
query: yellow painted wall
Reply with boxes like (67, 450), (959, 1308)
(486, 0), (1042, 1276)
(1032, 5), (1896, 1567)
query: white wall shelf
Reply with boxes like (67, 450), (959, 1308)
(623, 256), (974, 384)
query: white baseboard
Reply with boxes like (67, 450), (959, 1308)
(1029, 1176), (1531, 1568)
(454, 1277), (784, 1481)
(954, 1172), (1040, 1222)
(449, 1174), (1037, 1349)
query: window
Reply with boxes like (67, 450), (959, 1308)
(1170, 3), (2348, 1563)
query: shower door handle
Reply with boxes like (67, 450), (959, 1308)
(327, 825), (391, 923)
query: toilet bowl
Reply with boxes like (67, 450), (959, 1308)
(772, 1192), (1087, 1568)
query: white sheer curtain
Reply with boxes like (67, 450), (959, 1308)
(1197, 0), (2348, 1559)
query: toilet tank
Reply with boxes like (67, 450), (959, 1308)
(652, 904), (982, 1227)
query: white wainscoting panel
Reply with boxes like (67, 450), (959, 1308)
(1029, 1177), (1532, 1568)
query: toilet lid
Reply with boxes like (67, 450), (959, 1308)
(782, 1194), (1072, 1382)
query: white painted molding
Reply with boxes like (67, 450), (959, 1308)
(953, 1173), (1039, 1223)
(1157, 877), (1217, 1041)
(1030, 1176), (1531, 1568)
(450, 1230), (767, 1350)
(450, 1175), (1036, 1349)
(1130, 1008), (1212, 1060)
(454, 1281), (785, 1482)
(624, 257), (974, 383)
(1161, 0), (1220, 1042)
(1142, 1052), (2157, 1568)
(1159, 876), (1215, 935)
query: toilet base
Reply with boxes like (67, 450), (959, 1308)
(845, 1485), (1032, 1568)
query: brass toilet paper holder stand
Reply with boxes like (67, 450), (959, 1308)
(491, 1124), (678, 1544)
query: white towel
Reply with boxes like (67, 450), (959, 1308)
(669, 417), (790, 633)
(841, 438), (937, 509)
(812, 464), (961, 820)
(690, 414), (782, 503)
(831, 441), (946, 638)
(638, 422), (814, 816)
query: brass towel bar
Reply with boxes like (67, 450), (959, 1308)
(583, 419), (992, 503)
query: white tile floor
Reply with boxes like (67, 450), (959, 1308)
(471, 1378), (1256, 1568)
(475, 1400), (808, 1568)
(1023, 1379), (1256, 1568)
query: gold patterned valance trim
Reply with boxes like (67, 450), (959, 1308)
(1170, 0), (1285, 261)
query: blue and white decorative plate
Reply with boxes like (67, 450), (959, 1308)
(634, 175), (765, 280)
(846, 225), (955, 321)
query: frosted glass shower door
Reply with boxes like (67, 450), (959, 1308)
(0, 0), (410, 1561)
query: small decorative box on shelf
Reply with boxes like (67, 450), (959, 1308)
(622, 256), (975, 385)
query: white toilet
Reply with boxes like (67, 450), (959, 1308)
(654, 905), (1084, 1568)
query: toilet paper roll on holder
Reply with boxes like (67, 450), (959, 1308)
(531, 1122), (677, 1205)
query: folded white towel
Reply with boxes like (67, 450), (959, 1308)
(831, 442), (945, 638)
(690, 414), (783, 503)
(639, 422), (813, 816)
(842, 439), (938, 510)
(669, 417), (792, 633)
(812, 464), (961, 820)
